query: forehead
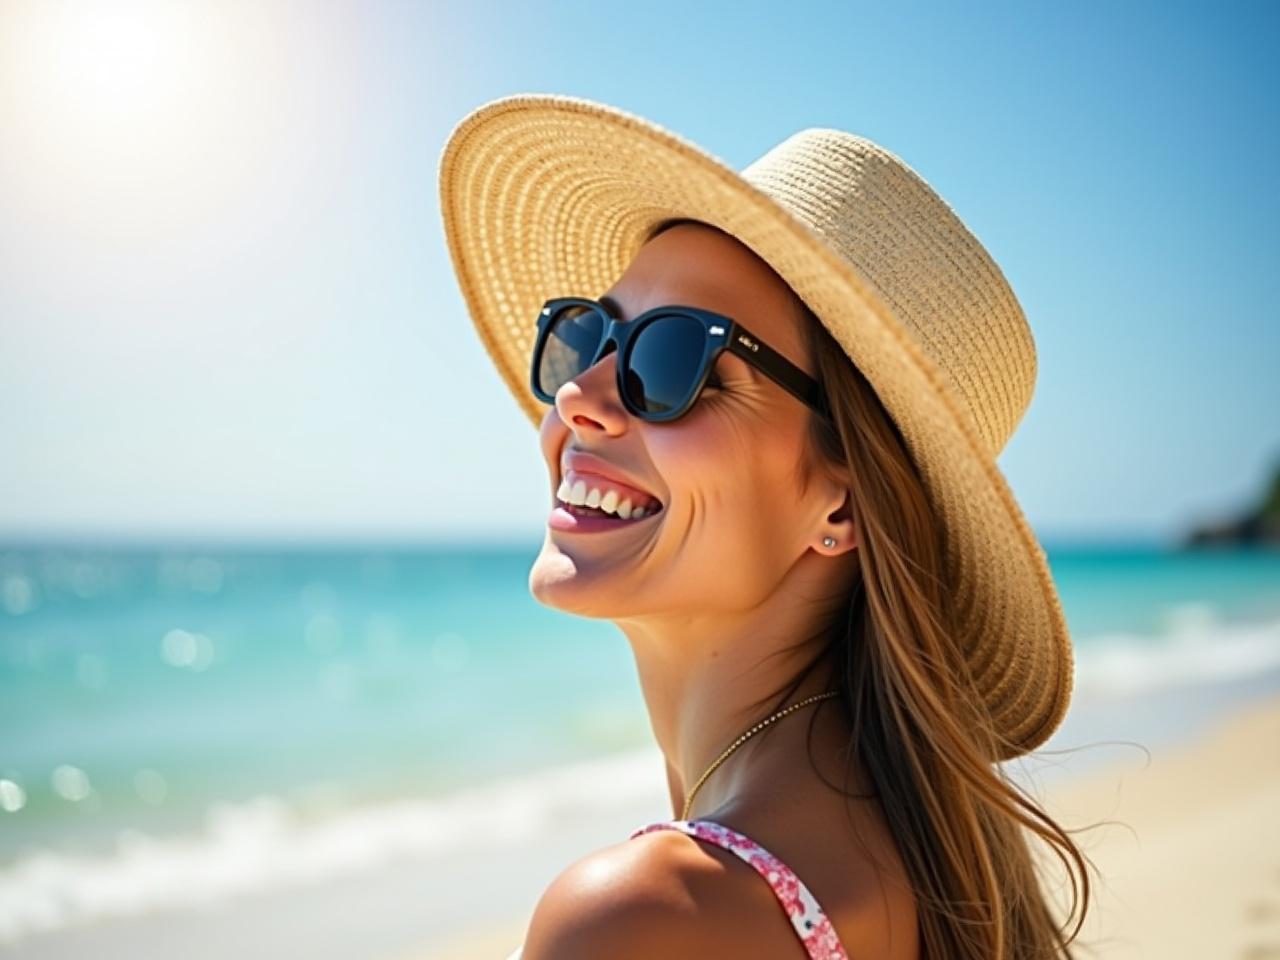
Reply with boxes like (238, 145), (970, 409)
(600, 223), (813, 375)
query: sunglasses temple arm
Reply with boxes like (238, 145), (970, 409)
(727, 336), (829, 417)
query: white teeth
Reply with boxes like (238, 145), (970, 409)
(555, 475), (660, 520)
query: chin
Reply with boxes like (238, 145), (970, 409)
(528, 542), (635, 620)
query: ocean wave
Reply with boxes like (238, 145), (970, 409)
(0, 745), (668, 944)
(1073, 605), (1280, 697)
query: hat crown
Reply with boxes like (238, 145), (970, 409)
(741, 129), (1037, 456)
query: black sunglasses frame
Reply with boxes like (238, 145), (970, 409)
(530, 296), (831, 424)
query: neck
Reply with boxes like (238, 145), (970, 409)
(616, 592), (851, 821)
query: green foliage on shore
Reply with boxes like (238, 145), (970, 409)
(1183, 454), (1280, 547)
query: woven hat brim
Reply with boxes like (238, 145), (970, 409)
(438, 93), (1073, 761)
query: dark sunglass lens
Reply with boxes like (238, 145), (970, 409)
(536, 304), (604, 396)
(624, 315), (707, 415)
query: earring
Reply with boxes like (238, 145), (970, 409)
(822, 536), (836, 548)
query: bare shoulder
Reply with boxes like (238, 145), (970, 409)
(518, 828), (788, 960)
(519, 816), (919, 959)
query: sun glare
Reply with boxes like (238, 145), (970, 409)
(0, 1), (310, 269)
(1, 0), (205, 152)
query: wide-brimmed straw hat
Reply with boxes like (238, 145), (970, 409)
(437, 92), (1073, 762)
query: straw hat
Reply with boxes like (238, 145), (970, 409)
(437, 92), (1073, 761)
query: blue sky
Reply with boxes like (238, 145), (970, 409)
(1, 0), (1276, 546)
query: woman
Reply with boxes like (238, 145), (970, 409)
(439, 94), (1094, 959)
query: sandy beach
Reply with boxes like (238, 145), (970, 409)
(1038, 691), (1280, 959)
(419, 690), (1280, 960)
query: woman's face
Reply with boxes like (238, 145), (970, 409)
(529, 222), (846, 620)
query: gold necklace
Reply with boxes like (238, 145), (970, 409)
(681, 690), (840, 821)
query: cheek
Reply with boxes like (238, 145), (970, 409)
(656, 437), (809, 609)
(652, 419), (800, 531)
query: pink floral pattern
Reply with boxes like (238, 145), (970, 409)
(504, 818), (850, 960)
(628, 818), (850, 959)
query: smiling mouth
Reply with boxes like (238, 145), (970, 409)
(554, 471), (665, 521)
(558, 499), (664, 520)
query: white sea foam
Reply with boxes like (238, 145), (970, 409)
(1073, 605), (1280, 698)
(0, 745), (668, 944)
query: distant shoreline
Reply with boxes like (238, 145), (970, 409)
(1181, 457), (1280, 547)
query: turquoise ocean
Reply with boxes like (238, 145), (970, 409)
(2, 540), (1279, 941)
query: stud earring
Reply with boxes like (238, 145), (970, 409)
(822, 536), (836, 548)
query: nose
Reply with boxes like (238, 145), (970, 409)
(554, 340), (629, 432)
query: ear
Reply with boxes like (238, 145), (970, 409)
(816, 487), (858, 557)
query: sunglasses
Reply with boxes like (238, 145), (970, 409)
(530, 296), (831, 424)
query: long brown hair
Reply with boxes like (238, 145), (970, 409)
(791, 301), (1100, 958)
(652, 217), (1102, 958)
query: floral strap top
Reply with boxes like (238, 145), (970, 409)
(506, 818), (849, 959)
